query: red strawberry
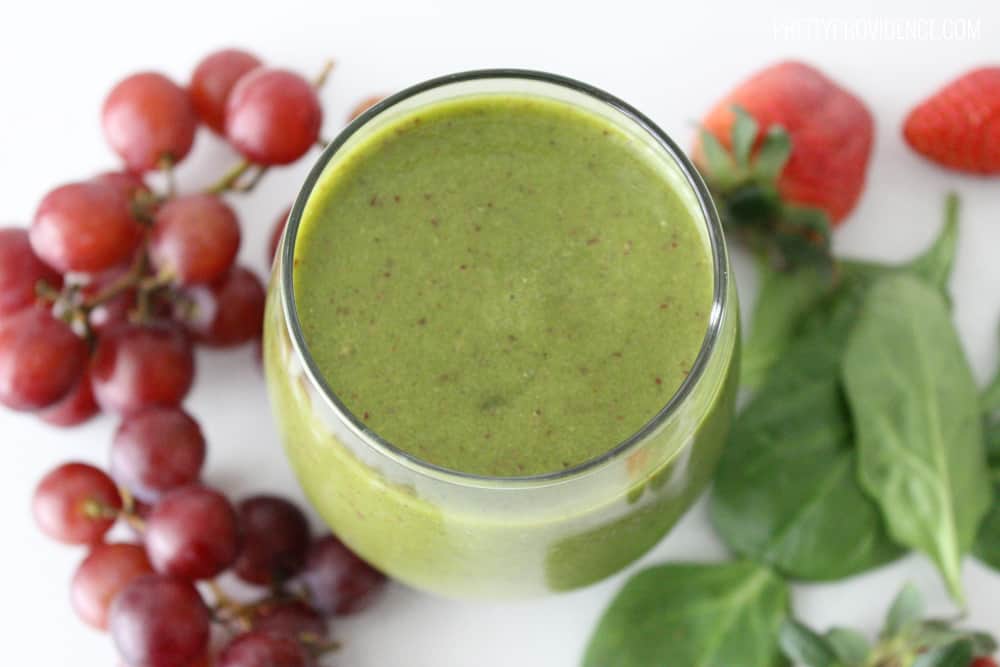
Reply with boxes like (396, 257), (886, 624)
(903, 67), (1000, 174)
(693, 61), (873, 271)
(971, 657), (999, 667)
(697, 60), (874, 225)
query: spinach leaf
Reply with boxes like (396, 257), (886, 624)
(901, 193), (960, 295)
(983, 322), (1000, 414)
(985, 418), (1000, 466)
(985, 373), (1000, 414)
(842, 274), (991, 603)
(741, 259), (827, 391)
(838, 193), (958, 299)
(972, 485), (1000, 573)
(712, 284), (903, 580)
(973, 419), (1000, 571)
(779, 620), (839, 667)
(713, 195), (962, 581)
(582, 561), (789, 667)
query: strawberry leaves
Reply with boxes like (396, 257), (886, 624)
(777, 585), (996, 667)
(698, 106), (833, 272)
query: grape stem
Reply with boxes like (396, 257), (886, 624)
(205, 160), (254, 194)
(305, 636), (342, 656)
(117, 486), (147, 533)
(158, 155), (177, 198)
(83, 250), (149, 311)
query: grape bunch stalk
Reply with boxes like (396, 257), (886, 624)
(6, 47), (387, 667)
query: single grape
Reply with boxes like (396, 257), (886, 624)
(217, 630), (315, 667)
(300, 534), (386, 616)
(347, 94), (385, 122)
(32, 462), (121, 544)
(250, 599), (327, 641)
(268, 206), (290, 264)
(233, 495), (310, 586)
(39, 367), (99, 427)
(182, 266), (265, 347)
(0, 227), (62, 318)
(189, 49), (263, 133)
(145, 485), (240, 580)
(225, 68), (322, 166)
(90, 321), (194, 415)
(109, 574), (210, 667)
(0, 307), (86, 410)
(102, 72), (198, 173)
(92, 170), (149, 202)
(71, 542), (153, 630)
(110, 407), (206, 503)
(30, 181), (141, 273)
(151, 194), (241, 285)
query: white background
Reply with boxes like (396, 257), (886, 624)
(2, 0), (999, 664)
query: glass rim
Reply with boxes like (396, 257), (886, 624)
(279, 68), (729, 487)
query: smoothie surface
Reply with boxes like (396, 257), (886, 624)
(292, 94), (713, 477)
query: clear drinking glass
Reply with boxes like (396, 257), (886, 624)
(263, 70), (739, 598)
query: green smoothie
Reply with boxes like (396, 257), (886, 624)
(265, 78), (739, 598)
(292, 95), (712, 477)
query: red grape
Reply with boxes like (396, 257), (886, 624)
(268, 206), (290, 264)
(217, 630), (315, 667)
(39, 367), (99, 427)
(250, 599), (327, 641)
(0, 228), (62, 318)
(32, 462), (121, 544)
(0, 307), (86, 410)
(183, 266), (265, 347)
(71, 542), (153, 630)
(91, 321), (194, 415)
(347, 94), (385, 122)
(233, 495), (310, 586)
(110, 407), (206, 503)
(92, 170), (149, 202)
(30, 181), (141, 273)
(102, 72), (198, 173)
(145, 485), (240, 580)
(225, 68), (322, 165)
(109, 574), (210, 667)
(300, 534), (386, 616)
(151, 194), (241, 285)
(189, 49), (262, 133)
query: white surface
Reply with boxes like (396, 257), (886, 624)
(2, 0), (999, 664)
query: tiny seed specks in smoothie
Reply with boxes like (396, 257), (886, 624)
(293, 94), (712, 477)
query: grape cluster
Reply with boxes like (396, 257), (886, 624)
(34, 445), (385, 666)
(8, 48), (388, 666)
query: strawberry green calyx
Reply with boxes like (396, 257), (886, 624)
(698, 106), (833, 273)
(778, 584), (997, 667)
